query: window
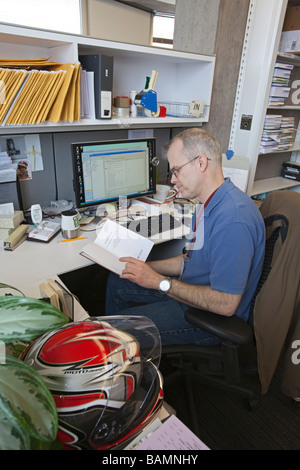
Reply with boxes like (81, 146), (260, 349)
(152, 14), (174, 49)
(0, 0), (81, 35)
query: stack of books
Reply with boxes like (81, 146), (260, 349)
(259, 114), (295, 154)
(0, 58), (81, 125)
(268, 62), (294, 107)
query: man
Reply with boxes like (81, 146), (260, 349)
(105, 128), (265, 346)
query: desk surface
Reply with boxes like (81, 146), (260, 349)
(0, 203), (192, 296)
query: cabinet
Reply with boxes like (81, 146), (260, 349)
(0, 23), (216, 135)
(229, 0), (300, 196)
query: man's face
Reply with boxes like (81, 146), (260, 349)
(167, 139), (201, 200)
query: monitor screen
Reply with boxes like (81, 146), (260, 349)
(71, 138), (156, 210)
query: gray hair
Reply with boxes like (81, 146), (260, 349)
(165, 128), (222, 166)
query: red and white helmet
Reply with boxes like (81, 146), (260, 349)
(22, 316), (163, 450)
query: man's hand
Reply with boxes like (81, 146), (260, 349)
(120, 257), (163, 290)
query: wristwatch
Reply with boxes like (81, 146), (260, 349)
(158, 277), (172, 294)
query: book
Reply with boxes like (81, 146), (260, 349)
(39, 282), (60, 311)
(80, 219), (154, 275)
(47, 278), (68, 316)
(27, 220), (61, 242)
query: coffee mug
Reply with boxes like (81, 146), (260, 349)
(61, 209), (80, 239)
(154, 184), (176, 202)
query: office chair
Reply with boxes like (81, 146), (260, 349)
(162, 191), (296, 436)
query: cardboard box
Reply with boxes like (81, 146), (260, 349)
(283, 7), (300, 31)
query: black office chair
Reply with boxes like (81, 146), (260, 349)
(161, 192), (292, 436)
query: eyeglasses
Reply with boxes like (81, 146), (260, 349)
(169, 155), (211, 178)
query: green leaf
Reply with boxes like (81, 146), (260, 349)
(0, 283), (25, 296)
(0, 355), (58, 449)
(0, 412), (30, 450)
(0, 296), (68, 343)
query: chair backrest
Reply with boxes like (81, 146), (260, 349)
(251, 191), (300, 395)
(249, 213), (288, 324)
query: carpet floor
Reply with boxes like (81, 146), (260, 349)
(160, 348), (300, 450)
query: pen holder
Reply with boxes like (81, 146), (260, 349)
(61, 209), (80, 239)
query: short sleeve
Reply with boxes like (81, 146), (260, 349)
(209, 222), (255, 294)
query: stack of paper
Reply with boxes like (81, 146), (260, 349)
(0, 210), (24, 241)
(259, 114), (295, 153)
(0, 68), (29, 124)
(268, 62), (294, 106)
(0, 58), (62, 69)
(0, 58), (81, 125)
(278, 116), (296, 151)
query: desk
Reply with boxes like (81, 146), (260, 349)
(0, 202), (191, 302)
(0, 203), (205, 449)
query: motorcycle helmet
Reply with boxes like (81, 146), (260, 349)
(22, 315), (163, 450)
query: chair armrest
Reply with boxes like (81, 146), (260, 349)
(185, 308), (254, 346)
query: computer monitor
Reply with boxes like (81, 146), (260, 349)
(71, 137), (156, 210)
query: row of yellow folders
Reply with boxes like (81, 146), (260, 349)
(0, 57), (80, 125)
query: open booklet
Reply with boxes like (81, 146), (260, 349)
(80, 219), (154, 275)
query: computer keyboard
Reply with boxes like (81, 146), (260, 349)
(121, 213), (183, 238)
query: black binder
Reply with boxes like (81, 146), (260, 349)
(79, 54), (113, 119)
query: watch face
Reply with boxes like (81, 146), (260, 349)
(160, 279), (170, 292)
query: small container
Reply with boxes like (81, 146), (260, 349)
(129, 90), (137, 117)
(113, 96), (130, 118)
(61, 209), (80, 239)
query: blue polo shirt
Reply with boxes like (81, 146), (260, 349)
(181, 178), (265, 321)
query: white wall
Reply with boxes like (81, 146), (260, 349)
(84, 0), (152, 45)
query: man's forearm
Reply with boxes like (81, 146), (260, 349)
(168, 278), (241, 317)
(147, 254), (185, 277)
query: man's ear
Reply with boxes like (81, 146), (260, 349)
(199, 154), (209, 171)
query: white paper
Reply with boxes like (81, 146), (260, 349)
(0, 168), (16, 183)
(223, 167), (248, 192)
(86, 71), (95, 119)
(0, 202), (14, 215)
(136, 415), (210, 450)
(80, 219), (154, 275)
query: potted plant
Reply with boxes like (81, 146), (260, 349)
(0, 283), (68, 450)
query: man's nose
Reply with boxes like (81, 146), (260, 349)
(170, 173), (177, 184)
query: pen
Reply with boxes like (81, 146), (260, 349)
(61, 237), (87, 242)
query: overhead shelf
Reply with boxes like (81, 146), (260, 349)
(0, 22), (215, 134)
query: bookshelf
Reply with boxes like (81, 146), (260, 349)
(0, 23), (216, 135)
(229, 0), (300, 196)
